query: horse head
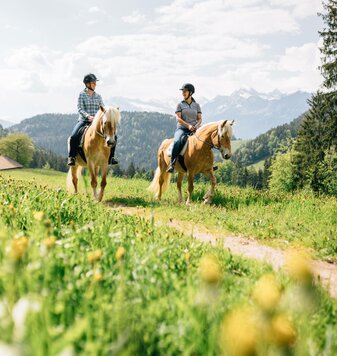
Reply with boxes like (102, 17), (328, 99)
(97, 105), (121, 146)
(217, 120), (234, 160)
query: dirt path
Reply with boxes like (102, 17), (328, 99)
(108, 204), (337, 299)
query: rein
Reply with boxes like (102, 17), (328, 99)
(194, 128), (221, 150)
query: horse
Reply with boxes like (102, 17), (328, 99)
(67, 105), (121, 202)
(148, 120), (234, 204)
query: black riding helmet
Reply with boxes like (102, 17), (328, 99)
(83, 73), (99, 84)
(180, 83), (195, 95)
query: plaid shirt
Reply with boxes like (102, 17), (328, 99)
(77, 89), (104, 121)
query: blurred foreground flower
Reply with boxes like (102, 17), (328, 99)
(10, 236), (29, 261)
(253, 273), (281, 312)
(33, 211), (44, 221)
(285, 249), (313, 284)
(220, 307), (258, 356)
(12, 297), (41, 341)
(269, 313), (297, 347)
(43, 236), (56, 249)
(116, 246), (126, 261)
(199, 255), (222, 284)
(87, 250), (103, 264)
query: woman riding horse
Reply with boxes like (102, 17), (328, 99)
(167, 83), (202, 173)
(67, 73), (118, 166)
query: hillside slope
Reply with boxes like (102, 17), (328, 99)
(232, 113), (305, 166)
(10, 112), (177, 170)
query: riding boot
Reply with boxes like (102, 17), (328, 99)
(67, 136), (77, 166)
(166, 159), (176, 173)
(108, 144), (118, 165)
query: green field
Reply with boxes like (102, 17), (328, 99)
(3, 169), (336, 261)
(0, 169), (337, 355)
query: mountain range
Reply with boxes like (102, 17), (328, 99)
(106, 89), (310, 139)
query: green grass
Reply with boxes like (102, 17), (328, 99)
(248, 159), (265, 170)
(2, 169), (337, 262)
(1, 170), (337, 355)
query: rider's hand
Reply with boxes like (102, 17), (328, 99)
(88, 115), (95, 122)
(189, 124), (195, 132)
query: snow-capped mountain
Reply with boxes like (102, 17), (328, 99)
(106, 89), (311, 139)
(0, 118), (14, 128)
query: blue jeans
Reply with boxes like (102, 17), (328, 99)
(170, 127), (190, 165)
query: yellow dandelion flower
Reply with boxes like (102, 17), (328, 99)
(115, 246), (126, 261)
(43, 236), (56, 249)
(285, 249), (312, 283)
(253, 274), (281, 312)
(220, 307), (258, 356)
(93, 270), (103, 282)
(33, 211), (44, 221)
(10, 236), (29, 261)
(269, 314), (297, 346)
(184, 252), (191, 262)
(199, 255), (222, 284)
(87, 250), (103, 264)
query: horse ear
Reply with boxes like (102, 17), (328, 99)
(117, 107), (120, 111)
(230, 120), (235, 126)
(222, 120), (228, 128)
(100, 105), (106, 112)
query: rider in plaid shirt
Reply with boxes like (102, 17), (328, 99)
(67, 73), (118, 166)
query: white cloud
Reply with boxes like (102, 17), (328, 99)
(122, 11), (146, 24)
(88, 6), (106, 15)
(269, 0), (323, 19)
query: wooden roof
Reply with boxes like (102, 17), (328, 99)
(0, 156), (23, 170)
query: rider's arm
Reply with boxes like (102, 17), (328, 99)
(176, 112), (192, 129)
(77, 93), (90, 120)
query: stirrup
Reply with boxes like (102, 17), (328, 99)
(67, 157), (76, 166)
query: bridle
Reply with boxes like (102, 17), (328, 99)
(194, 122), (223, 151)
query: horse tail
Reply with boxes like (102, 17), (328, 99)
(148, 141), (171, 200)
(66, 166), (82, 192)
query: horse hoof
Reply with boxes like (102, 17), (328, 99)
(204, 199), (211, 205)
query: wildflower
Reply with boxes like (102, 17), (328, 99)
(33, 211), (44, 221)
(285, 249), (313, 283)
(269, 314), (297, 346)
(87, 250), (103, 264)
(220, 307), (258, 356)
(43, 236), (56, 249)
(10, 236), (29, 261)
(199, 255), (222, 284)
(184, 251), (191, 262)
(253, 274), (281, 312)
(115, 246), (126, 261)
(93, 270), (103, 282)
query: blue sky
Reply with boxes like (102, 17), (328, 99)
(0, 0), (324, 122)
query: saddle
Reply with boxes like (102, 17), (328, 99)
(166, 133), (191, 172)
(78, 126), (89, 163)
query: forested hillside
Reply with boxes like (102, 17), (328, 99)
(232, 114), (305, 166)
(10, 112), (177, 170)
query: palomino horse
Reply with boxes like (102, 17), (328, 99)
(149, 120), (234, 204)
(67, 106), (121, 202)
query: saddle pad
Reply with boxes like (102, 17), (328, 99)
(79, 126), (89, 148)
(166, 140), (188, 157)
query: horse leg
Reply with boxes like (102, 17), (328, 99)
(203, 170), (216, 204)
(71, 165), (78, 193)
(186, 174), (194, 205)
(97, 164), (108, 202)
(88, 162), (98, 200)
(177, 172), (185, 203)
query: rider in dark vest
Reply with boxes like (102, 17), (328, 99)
(67, 73), (118, 166)
(167, 83), (202, 173)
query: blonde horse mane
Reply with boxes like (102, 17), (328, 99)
(197, 120), (234, 139)
(93, 106), (121, 128)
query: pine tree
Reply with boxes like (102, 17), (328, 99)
(319, 0), (337, 90)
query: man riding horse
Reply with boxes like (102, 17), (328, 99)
(67, 73), (118, 166)
(166, 83), (202, 173)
